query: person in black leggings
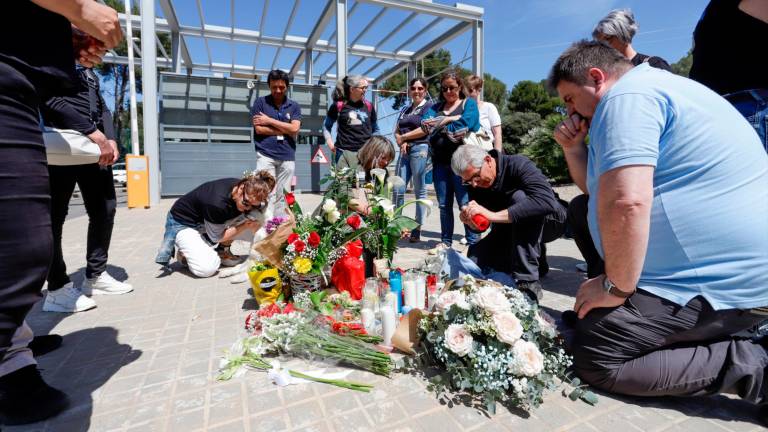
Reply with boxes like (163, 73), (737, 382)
(0, 0), (122, 425)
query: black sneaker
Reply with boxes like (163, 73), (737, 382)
(516, 280), (543, 303)
(28, 334), (63, 357)
(0, 365), (70, 425)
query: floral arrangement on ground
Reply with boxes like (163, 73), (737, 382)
(402, 275), (596, 413)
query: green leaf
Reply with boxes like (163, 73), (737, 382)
(568, 388), (582, 401)
(580, 391), (599, 405)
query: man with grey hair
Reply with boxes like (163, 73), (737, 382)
(550, 39), (768, 414)
(451, 145), (565, 302)
(592, 8), (672, 71)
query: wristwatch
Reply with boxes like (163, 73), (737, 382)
(602, 275), (633, 298)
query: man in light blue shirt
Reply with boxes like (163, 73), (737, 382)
(549, 40), (768, 413)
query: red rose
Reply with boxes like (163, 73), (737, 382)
(307, 231), (321, 248)
(257, 303), (281, 318)
(294, 240), (306, 253)
(346, 214), (361, 229)
(282, 303), (296, 314)
(287, 233), (299, 244)
(285, 192), (295, 206)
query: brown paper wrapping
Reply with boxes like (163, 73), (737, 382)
(252, 210), (296, 270)
(391, 309), (423, 355)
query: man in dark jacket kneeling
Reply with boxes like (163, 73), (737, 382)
(451, 145), (566, 301)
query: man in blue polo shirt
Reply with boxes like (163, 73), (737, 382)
(251, 69), (301, 215)
(550, 40), (768, 414)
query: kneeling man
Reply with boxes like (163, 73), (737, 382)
(451, 145), (566, 301)
(550, 40), (768, 408)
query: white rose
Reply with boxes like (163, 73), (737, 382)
(492, 311), (523, 345)
(469, 285), (510, 314)
(536, 312), (557, 339)
(436, 290), (470, 312)
(510, 340), (544, 377)
(444, 324), (473, 357)
(322, 199), (337, 213)
(326, 209), (341, 223)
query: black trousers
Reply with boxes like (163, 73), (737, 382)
(0, 64), (52, 364)
(567, 194), (604, 278)
(47, 164), (116, 290)
(573, 289), (768, 403)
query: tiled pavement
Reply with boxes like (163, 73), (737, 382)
(10, 189), (764, 431)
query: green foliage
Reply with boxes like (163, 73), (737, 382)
(481, 73), (507, 109)
(501, 111), (542, 155)
(671, 49), (693, 77)
(507, 80), (563, 118)
(520, 114), (570, 183)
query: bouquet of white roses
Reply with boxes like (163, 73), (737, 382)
(417, 276), (573, 412)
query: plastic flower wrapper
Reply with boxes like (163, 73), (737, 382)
(239, 302), (393, 378)
(405, 276), (583, 413)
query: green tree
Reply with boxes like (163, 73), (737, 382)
(380, 49), (453, 110)
(520, 113), (570, 183)
(96, 0), (170, 154)
(501, 111), (541, 155)
(671, 49), (693, 77)
(481, 73), (506, 110)
(507, 80), (562, 118)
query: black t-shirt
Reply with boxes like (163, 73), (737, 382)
(690, 0), (768, 95)
(429, 100), (465, 165)
(0, 1), (75, 98)
(0, 1), (76, 145)
(397, 101), (433, 147)
(326, 100), (378, 151)
(170, 178), (242, 226)
(631, 53), (672, 72)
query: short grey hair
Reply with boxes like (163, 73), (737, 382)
(547, 39), (632, 90)
(451, 145), (488, 176)
(593, 9), (638, 44)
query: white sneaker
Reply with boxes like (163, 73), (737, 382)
(82, 272), (134, 296)
(459, 237), (468, 245)
(43, 283), (97, 313)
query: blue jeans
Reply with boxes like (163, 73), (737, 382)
(725, 89), (768, 153)
(155, 213), (196, 265)
(432, 162), (479, 246)
(394, 144), (429, 239)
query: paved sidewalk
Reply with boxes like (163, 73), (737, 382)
(11, 190), (763, 432)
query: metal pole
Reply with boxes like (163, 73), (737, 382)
(335, 0), (348, 79)
(472, 19), (484, 98)
(124, 0), (140, 156)
(141, 0), (161, 204)
(305, 48), (313, 84)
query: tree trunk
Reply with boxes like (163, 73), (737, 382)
(115, 66), (129, 151)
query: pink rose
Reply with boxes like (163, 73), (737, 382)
(492, 312), (523, 345)
(444, 324), (473, 357)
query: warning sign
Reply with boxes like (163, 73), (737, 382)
(311, 147), (329, 164)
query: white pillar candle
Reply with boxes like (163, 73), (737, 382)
(384, 292), (399, 316)
(403, 280), (417, 307)
(415, 275), (426, 309)
(381, 307), (396, 346)
(360, 308), (375, 334)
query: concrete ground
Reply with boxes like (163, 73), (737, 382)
(11, 188), (764, 432)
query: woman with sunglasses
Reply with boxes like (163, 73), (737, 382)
(399, 70), (481, 250)
(393, 77), (433, 243)
(155, 171), (276, 278)
(323, 75), (380, 171)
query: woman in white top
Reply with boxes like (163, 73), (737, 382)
(466, 74), (503, 152)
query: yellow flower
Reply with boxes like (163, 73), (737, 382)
(293, 257), (313, 274)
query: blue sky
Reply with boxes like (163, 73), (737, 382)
(159, 0), (709, 89)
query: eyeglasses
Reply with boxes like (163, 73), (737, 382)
(461, 163), (484, 186)
(355, 86), (368, 91)
(441, 85), (459, 93)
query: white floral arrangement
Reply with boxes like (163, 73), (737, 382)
(417, 276), (574, 412)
